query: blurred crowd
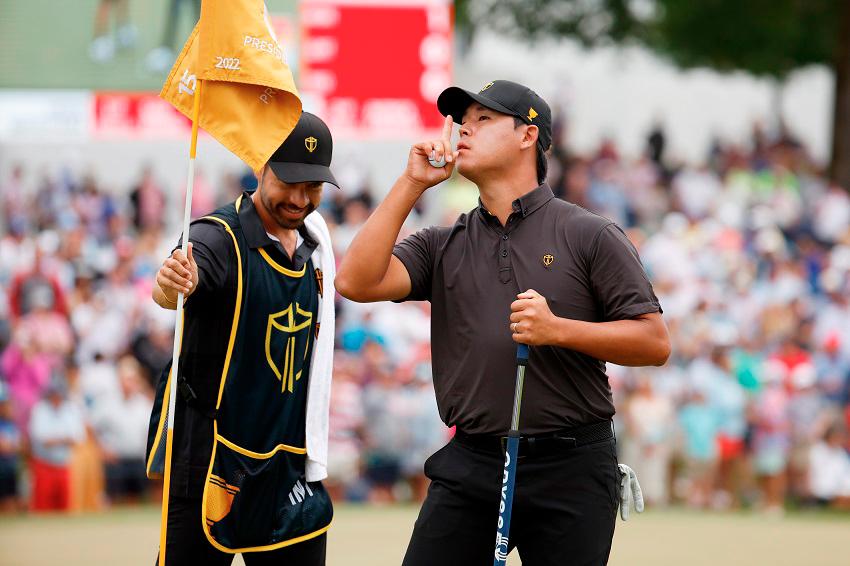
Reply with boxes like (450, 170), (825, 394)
(1, 116), (850, 515)
(573, 122), (850, 515)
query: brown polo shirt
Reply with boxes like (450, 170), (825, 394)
(392, 183), (662, 435)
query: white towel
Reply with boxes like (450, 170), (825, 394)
(303, 210), (335, 482)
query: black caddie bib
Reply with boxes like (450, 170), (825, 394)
(148, 195), (332, 553)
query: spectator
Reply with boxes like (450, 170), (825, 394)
(361, 353), (406, 504)
(0, 384), (21, 512)
(397, 354), (447, 503)
(7, 246), (69, 320)
(128, 165), (166, 233)
(752, 363), (791, 514)
(66, 361), (106, 512)
(78, 352), (121, 413)
(814, 332), (850, 408)
(787, 363), (831, 501)
(808, 424), (850, 509)
(1, 164), (28, 231)
(678, 389), (720, 508)
(1, 325), (53, 437)
(326, 353), (366, 502)
(623, 374), (675, 506)
(332, 195), (372, 254)
(708, 348), (748, 509)
(28, 378), (85, 512)
(90, 357), (152, 504)
(646, 122), (666, 170)
(16, 285), (74, 367)
(340, 310), (388, 354)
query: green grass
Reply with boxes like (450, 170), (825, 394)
(1, 504), (848, 565)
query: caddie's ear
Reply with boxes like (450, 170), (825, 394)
(255, 164), (268, 186)
(520, 125), (539, 149)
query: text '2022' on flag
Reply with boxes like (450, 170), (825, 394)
(160, 0), (302, 171)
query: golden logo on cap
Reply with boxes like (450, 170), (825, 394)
(542, 254), (554, 267)
(527, 107), (538, 121)
(480, 81), (494, 92)
(305, 136), (318, 153)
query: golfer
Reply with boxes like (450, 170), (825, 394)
(336, 80), (670, 565)
(147, 112), (339, 565)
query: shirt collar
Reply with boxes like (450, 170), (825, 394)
(237, 191), (318, 251)
(477, 183), (555, 221)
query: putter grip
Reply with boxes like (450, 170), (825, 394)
(516, 344), (529, 365)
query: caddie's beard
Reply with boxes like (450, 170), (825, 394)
(263, 190), (316, 230)
(259, 169), (317, 229)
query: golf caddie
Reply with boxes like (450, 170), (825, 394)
(146, 111), (339, 565)
(336, 80), (670, 565)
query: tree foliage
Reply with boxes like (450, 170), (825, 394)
(460, 0), (843, 79)
(652, 1), (841, 78)
(458, 1), (850, 187)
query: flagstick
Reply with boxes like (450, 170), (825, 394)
(159, 79), (202, 566)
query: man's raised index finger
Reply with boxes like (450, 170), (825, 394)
(442, 115), (454, 162)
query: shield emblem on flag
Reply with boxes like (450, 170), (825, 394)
(265, 303), (313, 393)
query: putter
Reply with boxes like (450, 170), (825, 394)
(493, 343), (529, 565)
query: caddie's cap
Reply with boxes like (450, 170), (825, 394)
(269, 111), (339, 188)
(437, 80), (552, 151)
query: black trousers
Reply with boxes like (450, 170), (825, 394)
(156, 496), (327, 566)
(402, 435), (619, 566)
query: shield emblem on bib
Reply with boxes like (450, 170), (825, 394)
(265, 303), (313, 393)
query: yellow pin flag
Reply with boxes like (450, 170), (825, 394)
(160, 0), (302, 170)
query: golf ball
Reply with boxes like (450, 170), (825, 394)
(429, 155), (447, 168)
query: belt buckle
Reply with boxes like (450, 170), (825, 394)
(556, 436), (578, 448)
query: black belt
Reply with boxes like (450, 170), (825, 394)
(454, 420), (614, 458)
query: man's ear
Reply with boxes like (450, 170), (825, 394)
(255, 164), (267, 186)
(521, 125), (539, 149)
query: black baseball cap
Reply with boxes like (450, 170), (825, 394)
(268, 111), (339, 188)
(437, 80), (552, 150)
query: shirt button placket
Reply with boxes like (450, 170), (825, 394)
(499, 233), (511, 283)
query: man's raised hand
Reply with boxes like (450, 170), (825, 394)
(403, 114), (458, 191)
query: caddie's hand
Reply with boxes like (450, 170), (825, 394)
(618, 463), (644, 521)
(156, 243), (199, 300)
(403, 114), (458, 191)
(509, 289), (557, 346)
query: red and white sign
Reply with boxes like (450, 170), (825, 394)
(299, 0), (453, 139)
(92, 92), (195, 138)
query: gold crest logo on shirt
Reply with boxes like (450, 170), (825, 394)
(542, 254), (554, 267)
(527, 107), (538, 122)
(305, 136), (318, 153)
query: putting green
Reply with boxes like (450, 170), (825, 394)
(0, 504), (848, 565)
